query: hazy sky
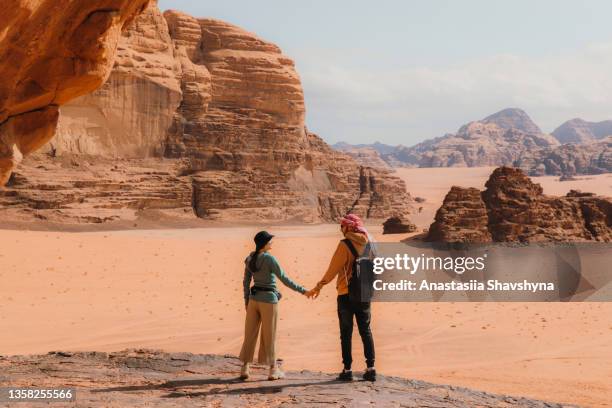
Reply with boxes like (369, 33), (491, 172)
(158, 0), (612, 146)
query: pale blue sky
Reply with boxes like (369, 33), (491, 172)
(158, 0), (612, 145)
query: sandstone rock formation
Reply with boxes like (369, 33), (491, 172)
(340, 109), (612, 176)
(338, 109), (561, 169)
(426, 167), (612, 243)
(515, 136), (612, 176)
(426, 187), (492, 243)
(0, 0), (151, 185)
(0, 155), (194, 225)
(552, 118), (612, 144)
(396, 109), (559, 168)
(0, 3), (411, 224)
(382, 216), (417, 234)
(0, 349), (571, 407)
(52, 1), (182, 157)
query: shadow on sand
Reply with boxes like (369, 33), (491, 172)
(93, 377), (343, 397)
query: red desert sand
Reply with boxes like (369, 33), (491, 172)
(0, 167), (610, 407)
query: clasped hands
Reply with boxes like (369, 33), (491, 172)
(304, 286), (321, 299)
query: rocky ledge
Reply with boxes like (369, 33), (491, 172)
(0, 349), (574, 407)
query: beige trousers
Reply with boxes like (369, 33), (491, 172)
(239, 299), (278, 366)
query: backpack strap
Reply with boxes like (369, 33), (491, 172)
(342, 239), (359, 258)
(343, 239), (370, 258)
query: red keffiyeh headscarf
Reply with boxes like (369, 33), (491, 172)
(340, 214), (367, 235)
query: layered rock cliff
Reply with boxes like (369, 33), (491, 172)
(0, 0), (151, 186)
(52, 1), (181, 157)
(0, 3), (411, 224)
(425, 167), (612, 243)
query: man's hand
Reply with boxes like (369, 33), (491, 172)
(304, 288), (321, 299)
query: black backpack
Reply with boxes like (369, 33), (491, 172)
(343, 239), (375, 303)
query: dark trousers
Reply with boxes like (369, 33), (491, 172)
(337, 294), (375, 370)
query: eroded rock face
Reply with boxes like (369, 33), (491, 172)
(425, 187), (492, 243)
(52, 2), (182, 157)
(0, 0), (150, 185)
(426, 167), (612, 243)
(0, 155), (194, 225)
(483, 167), (612, 242)
(1, 4), (411, 224)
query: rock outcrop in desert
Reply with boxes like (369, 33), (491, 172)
(0, 349), (572, 407)
(426, 167), (612, 243)
(382, 215), (417, 234)
(425, 186), (493, 243)
(0, 0), (151, 186)
(0, 2), (411, 224)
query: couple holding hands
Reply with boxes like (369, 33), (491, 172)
(239, 214), (377, 382)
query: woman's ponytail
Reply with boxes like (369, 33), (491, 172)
(248, 250), (259, 272)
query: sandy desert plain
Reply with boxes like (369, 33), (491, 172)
(0, 167), (611, 407)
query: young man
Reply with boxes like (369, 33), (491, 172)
(307, 214), (376, 381)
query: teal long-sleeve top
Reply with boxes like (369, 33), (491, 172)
(243, 252), (306, 304)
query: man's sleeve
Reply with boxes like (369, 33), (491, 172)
(316, 241), (349, 290)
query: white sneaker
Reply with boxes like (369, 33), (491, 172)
(268, 366), (285, 380)
(240, 363), (250, 380)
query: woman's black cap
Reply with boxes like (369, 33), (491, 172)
(254, 230), (274, 250)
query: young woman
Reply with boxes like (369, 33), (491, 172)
(239, 230), (309, 380)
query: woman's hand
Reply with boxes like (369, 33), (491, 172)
(304, 288), (320, 299)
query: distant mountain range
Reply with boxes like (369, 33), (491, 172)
(552, 118), (612, 144)
(333, 108), (612, 175)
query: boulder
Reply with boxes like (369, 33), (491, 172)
(382, 216), (417, 234)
